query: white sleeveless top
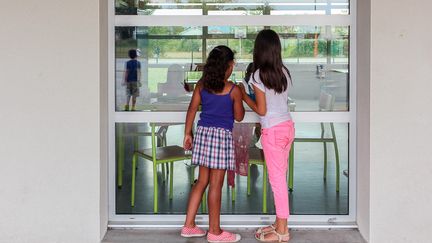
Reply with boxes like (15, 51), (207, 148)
(250, 68), (292, 129)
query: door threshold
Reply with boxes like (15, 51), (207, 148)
(108, 221), (357, 229)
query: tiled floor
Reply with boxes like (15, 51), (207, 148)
(103, 228), (366, 243)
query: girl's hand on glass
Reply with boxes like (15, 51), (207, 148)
(183, 134), (193, 151)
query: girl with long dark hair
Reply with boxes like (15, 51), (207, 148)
(181, 45), (244, 242)
(240, 29), (294, 242)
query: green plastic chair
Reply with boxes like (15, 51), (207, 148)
(131, 123), (191, 212)
(116, 124), (169, 188)
(289, 92), (340, 192)
(134, 125), (170, 183)
(246, 148), (268, 213)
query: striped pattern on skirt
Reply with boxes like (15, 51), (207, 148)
(191, 126), (235, 171)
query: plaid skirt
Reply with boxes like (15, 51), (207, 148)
(192, 126), (235, 170)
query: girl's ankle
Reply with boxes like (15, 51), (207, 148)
(208, 228), (223, 235)
(275, 227), (289, 235)
(184, 223), (196, 228)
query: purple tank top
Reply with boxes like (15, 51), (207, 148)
(198, 85), (235, 131)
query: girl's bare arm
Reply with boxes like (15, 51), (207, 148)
(231, 85), (245, 122)
(184, 83), (202, 149)
(240, 84), (267, 116)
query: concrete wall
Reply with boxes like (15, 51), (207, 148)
(0, 1), (104, 243)
(356, 0), (371, 241)
(99, 0), (109, 240)
(369, 0), (432, 242)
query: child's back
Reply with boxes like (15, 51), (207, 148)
(241, 29), (293, 242)
(126, 59), (140, 82)
(182, 46), (243, 242)
(251, 68), (292, 128)
(194, 83), (238, 171)
(198, 84), (236, 131)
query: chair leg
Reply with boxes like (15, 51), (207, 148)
(153, 163), (158, 213)
(163, 136), (169, 181)
(323, 142), (328, 180)
(169, 162), (174, 200)
(247, 164), (251, 196)
(331, 123), (340, 192)
(288, 142), (294, 192)
(131, 153), (137, 207)
(231, 186), (236, 202)
(117, 124), (125, 188)
(162, 163), (166, 183)
(335, 144), (340, 192)
(263, 164), (267, 213)
(166, 163), (170, 180)
(321, 123), (328, 181)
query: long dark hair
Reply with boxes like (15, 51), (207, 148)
(253, 29), (291, 94)
(244, 63), (254, 83)
(201, 45), (235, 93)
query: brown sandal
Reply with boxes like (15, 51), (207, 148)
(255, 229), (290, 242)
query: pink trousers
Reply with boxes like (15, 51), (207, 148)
(261, 120), (295, 219)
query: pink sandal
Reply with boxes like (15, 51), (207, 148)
(207, 230), (241, 243)
(180, 225), (207, 238)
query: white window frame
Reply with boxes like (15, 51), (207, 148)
(108, 0), (357, 228)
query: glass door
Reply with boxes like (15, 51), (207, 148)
(108, 0), (356, 226)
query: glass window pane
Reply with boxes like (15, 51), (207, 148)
(115, 0), (349, 16)
(115, 122), (349, 215)
(115, 25), (349, 112)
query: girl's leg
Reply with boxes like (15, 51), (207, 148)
(131, 96), (137, 110)
(260, 124), (294, 240)
(184, 166), (210, 228)
(125, 95), (131, 110)
(207, 168), (226, 235)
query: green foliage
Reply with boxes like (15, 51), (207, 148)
(117, 26), (349, 59)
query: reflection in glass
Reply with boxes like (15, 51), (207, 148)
(115, 0), (349, 16)
(115, 122), (349, 215)
(115, 25), (349, 112)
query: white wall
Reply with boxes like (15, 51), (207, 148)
(356, 0), (370, 241)
(99, 0), (109, 240)
(369, 0), (432, 242)
(0, 1), (104, 243)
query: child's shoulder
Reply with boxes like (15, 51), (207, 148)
(227, 81), (238, 90)
(228, 82), (241, 96)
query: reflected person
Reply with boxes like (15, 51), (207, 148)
(123, 49), (141, 111)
